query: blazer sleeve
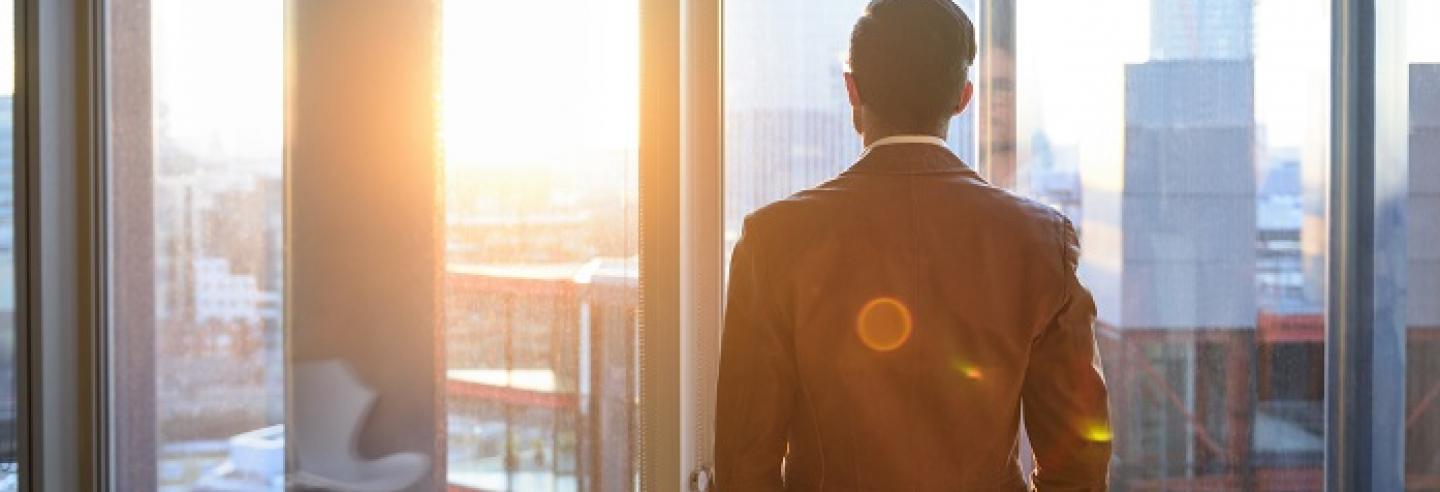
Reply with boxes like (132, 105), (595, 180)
(1023, 214), (1112, 491)
(714, 217), (796, 492)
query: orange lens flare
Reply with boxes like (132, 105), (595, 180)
(1083, 422), (1113, 443)
(949, 357), (984, 380)
(856, 297), (914, 352)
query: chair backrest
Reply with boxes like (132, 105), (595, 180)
(292, 359), (377, 479)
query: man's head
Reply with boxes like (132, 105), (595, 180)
(845, 0), (977, 138)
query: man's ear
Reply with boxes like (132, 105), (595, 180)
(844, 72), (863, 108)
(955, 81), (975, 115)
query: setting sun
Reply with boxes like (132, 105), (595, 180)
(440, 0), (639, 170)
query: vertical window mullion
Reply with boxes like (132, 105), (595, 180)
(679, 0), (724, 489)
(1327, 0), (1406, 489)
(639, 0), (683, 489)
(20, 0), (107, 489)
(979, 0), (1016, 189)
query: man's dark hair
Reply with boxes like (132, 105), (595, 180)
(848, 0), (978, 132)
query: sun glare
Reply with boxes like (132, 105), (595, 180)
(441, 0), (639, 170)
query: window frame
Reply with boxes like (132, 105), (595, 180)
(639, 0), (683, 490)
(1327, 0), (1409, 489)
(686, 0), (1409, 490)
(677, 0), (723, 489)
(18, 0), (109, 489)
(7, 0), (1420, 489)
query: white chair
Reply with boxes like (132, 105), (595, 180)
(291, 359), (431, 491)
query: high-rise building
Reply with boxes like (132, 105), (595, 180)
(1408, 62), (1440, 484)
(1410, 63), (1440, 333)
(1256, 156), (1306, 307)
(1087, 60), (1257, 331)
(1150, 0), (1254, 61)
(1085, 1), (1276, 485)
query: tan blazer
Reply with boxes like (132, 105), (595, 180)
(715, 142), (1111, 491)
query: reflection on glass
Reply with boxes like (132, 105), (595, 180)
(725, 0), (1334, 488)
(440, 0), (639, 490)
(110, 0), (285, 489)
(108, 0), (640, 489)
(1405, 0), (1440, 486)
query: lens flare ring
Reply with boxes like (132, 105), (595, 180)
(856, 297), (914, 352)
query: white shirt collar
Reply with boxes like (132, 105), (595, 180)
(860, 134), (950, 159)
(866, 134), (949, 150)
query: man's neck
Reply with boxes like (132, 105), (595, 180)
(862, 129), (947, 148)
(860, 117), (949, 147)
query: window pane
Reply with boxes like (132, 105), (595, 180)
(1405, 0), (1440, 486)
(107, 0), (285, 489)
(107, 1), (639, 490)
(723, 0), (1330, 488)
(0, 0), (15, 487)
(1015, 0), (1329, 487)
(441, 1), (639, 490)
(723, 0), (979, 248)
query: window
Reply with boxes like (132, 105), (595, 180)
(440, 1), (639, 490)
(1014, 0), (1331, 486)
(0, 0), (15, 488)
(106, 0), (284, 488)
(723, 0), (1337, 488)
(723, 0), (979, 250)
(105, 1), (639, 490)
(68, 0), (1433, 488)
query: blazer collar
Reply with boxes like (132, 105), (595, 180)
(841, 142), (982, 178)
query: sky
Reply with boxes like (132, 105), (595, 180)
(151, 0), (284, 169)
(1018, 0), (1330, 151)
(1017, 0), (1440, 150)
(440, 0), (639, 169)
(1012, 0), (1440, 192)
(23, 0), (1427, 167)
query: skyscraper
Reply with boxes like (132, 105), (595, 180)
(1088, 0), (1257, 332)
(1149, 0), (1254, 61)
(1408, 60), (1440, 488)
(1092, 60), (1257, 329)
(1410, 63), (1440, 333)
(1085, 0), (1265, 484)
